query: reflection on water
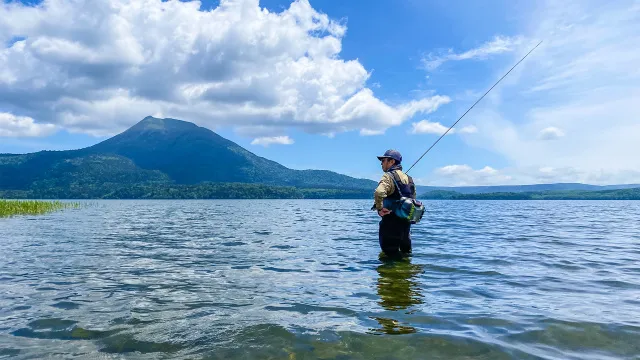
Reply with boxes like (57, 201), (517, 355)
(371, 254), (424, 334)
(376, 255), (425, 311)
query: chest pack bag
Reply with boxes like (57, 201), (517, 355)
(383, 171), (426, 224)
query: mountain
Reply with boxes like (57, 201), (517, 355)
(0, 116), (378, 198)
(82, 117), (376, 188)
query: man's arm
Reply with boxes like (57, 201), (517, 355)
(410, 177), (417, 199)
(374, 173), (394, 210)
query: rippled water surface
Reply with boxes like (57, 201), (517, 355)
(1, 200), (640, 359)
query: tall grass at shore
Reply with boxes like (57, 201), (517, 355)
(0, 200), (79, 218)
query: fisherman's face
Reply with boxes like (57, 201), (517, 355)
(381, 158), (394, 171)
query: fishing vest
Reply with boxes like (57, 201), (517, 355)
(383, 170), (426, 224)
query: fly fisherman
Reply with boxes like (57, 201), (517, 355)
(373, 149), (417, 257)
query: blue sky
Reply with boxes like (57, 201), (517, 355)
(1, 0), (639, 185)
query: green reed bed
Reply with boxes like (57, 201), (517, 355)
(0, 200), (80, 218)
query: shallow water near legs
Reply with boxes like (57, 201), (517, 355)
(1, 200), (639, 359)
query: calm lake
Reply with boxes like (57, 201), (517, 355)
(1, 200), (639, 359)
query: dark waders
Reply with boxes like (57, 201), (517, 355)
(378, 213), (411, 257)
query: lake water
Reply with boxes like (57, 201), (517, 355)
(1, 200), (640, 359)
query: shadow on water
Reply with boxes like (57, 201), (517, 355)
(370, 253), (425, 335)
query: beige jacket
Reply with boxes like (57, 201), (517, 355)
(374, 170), (416, 210)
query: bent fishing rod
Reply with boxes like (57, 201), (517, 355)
(405, 40), (543, 175)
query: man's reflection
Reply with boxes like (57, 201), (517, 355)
(370, 255), (424, 335)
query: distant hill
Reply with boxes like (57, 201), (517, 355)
(414, 183), (640, 194)
(420, 188), (640, 200)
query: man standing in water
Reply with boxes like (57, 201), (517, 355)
(374, 149), (417, 257)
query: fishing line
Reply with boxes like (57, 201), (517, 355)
(405, 40), (543, 174)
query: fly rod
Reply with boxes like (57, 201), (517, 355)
(405, 40), (543, 174)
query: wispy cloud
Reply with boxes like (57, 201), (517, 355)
(443, 0), (640, 184)
(410, 120), (477, 135)
(422, 35), (523, 71)
(250, 136), (294, 147)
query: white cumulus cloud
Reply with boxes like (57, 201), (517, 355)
(0, 112), (56, 137)
(436, 164), (473, 175)
(250, 136), (294, 147)
(422, 163), (640, 186)
(431, 164), (512, 186)
(0, 0), (450, 139)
